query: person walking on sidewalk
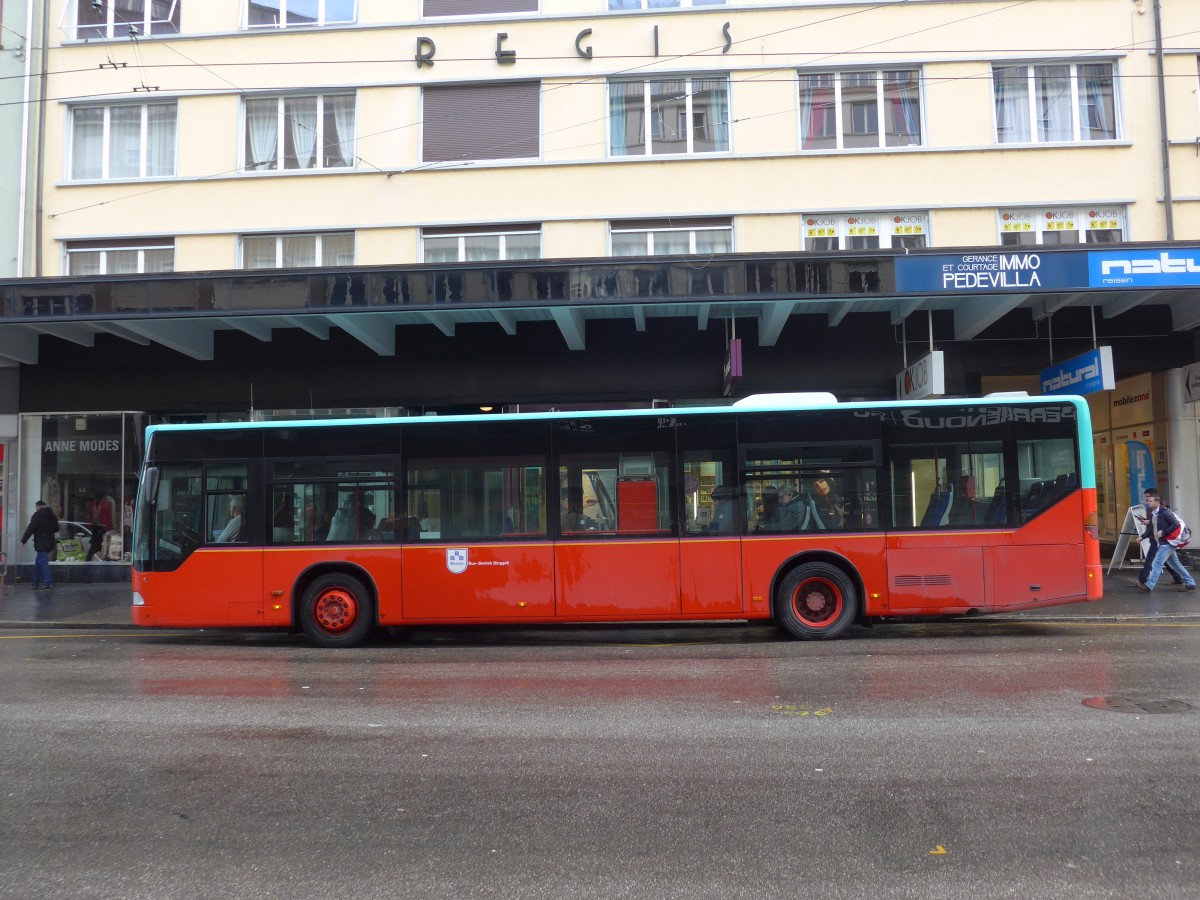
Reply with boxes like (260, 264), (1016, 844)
(1136, 488), (1184, 588)
(21, 500), (59, 592)
(1138, 489), (1196, 593)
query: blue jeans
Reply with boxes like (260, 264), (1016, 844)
(33, 550), (52, 588)
(1145, 542), (1195, 590)
(1140, 542), (1183, 584)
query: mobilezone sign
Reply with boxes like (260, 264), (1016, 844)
(894, 247), (1200, 292)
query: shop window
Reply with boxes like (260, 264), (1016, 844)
(800, 69), (922, 150)
(422, 225), (541, 263)
(240, 232), (354, 268)
(802, 212), (928, 250)
(69, 102), (177, 180)
(66, 239), (175, 276)
(610, 218), (732, 256)
(243, 93), (355, 171)
(993, 62), (1117, 143)
(998, 207), (1125, 245)
(610, 75), (729, 156)
(22, 414), (143, 566)
(246, 0), (355, 27)
(75, 0), (179, 39)
(422, 82), (540, 163)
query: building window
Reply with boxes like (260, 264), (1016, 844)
(422, 82), (540, 163)
(75, 0), (180, 39)
(69, 102), (177, 180)
(997, 207), (1125, 245)
(243, 93), (355, 172)
(246, 0), (355, 27)
(799, 69), (922, 150)
(993, 62), (1117, 143)
(422, 226), (541, 262)
(610, 76), (730, 157)
(802, 213), (928, 250)
(610, 218), (732, 255)
(241, 233), (354, 269)
(66, 239), (175, 275)
(423, 0), (537, 16)
(608, 0), (726, 8)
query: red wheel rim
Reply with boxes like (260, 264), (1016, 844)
(313, 586), (359, 634)
(791, 577), (842, 628)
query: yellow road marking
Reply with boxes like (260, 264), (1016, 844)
(0, 632), (191, 640)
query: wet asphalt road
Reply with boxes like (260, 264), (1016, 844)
(1, 620), (1198, 899)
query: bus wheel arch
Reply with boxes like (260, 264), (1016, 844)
(771, 553), (862, 640)
(293, 564), (377, 648)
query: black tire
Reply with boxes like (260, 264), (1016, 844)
(300, 572), (375, 648)
(775, 562), (858, 640)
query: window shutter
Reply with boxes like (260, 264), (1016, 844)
(424, 0), (538, 16)
(423, 83), (540, 162)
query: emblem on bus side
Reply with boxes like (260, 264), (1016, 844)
(447, 548), (468, 574)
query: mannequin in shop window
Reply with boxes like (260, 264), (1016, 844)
(86, 493), (116, 561)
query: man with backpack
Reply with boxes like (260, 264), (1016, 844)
(1138, 489), (1196, 593)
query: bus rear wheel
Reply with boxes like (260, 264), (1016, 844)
(300, 573), (374, 648)
(776, 562), (857, 640)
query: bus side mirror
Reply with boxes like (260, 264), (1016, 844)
(142, 467), (160, 506)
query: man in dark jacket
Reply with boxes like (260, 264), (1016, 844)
(21, 500), (59, 591)
(1136, 487), (1184, 588)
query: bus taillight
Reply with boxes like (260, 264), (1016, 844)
(1084, 510), (1099, 540)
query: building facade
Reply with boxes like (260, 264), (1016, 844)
(3, 0), (1200, 576)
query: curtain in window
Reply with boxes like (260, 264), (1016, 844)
(609, 82), (630, 155)
(464, 235), (502, 262)
(1035, 65), (1072, 142)
(108, 250), (141, 275)
(798, 74), (836, 150)
(71, 108), (105, 180)
(109, 107), (142, 178)
(328, 94), (355, 166)
(691, 78), (729, 152)
(246, 99), (279, 170)
(1077, 64), (1115, 140)
(993, 66), (1030, 143)
(283, 235), (317, 267)
(321, 233), (354, 266)
(423, 237), (460, 263)
(611, 232), (648, 256)
(884, 70), (921, 146)
(242, 236), (278, 268)
(143, 248), (175, 272)
(68, 251), (103, 277)
(147, 104), (176, 176)
(651, 230), (689, 255)
(694, 228), (732, 254)
(504, 233), (540, 260)
(286, 97), (319, 169)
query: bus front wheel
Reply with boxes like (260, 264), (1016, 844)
(776, 563), (857, 640)
(300, 573), (375, 648)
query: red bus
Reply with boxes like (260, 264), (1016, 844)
(131, 394), (1101, 646)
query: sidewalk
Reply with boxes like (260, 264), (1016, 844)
(0, 568), (1197, 630)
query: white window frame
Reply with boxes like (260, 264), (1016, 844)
(609, 75), (731, 157)
(801, 212), (929, 251)
(244, 0), (356, 28)
(67, 101), (178, 181)
(64, 241), (175, 275)
(420, 228), (542, 263)
(609, 222), (733, 256)
(992, 61), (1120, 144)
(241, 92), (356, 173)
(69, 0), (179, 39)
(239, 232), (355, 269)
(996, 207), (1126, 245)
(797, 68), (924, 151)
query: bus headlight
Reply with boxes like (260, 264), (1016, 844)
(132, 592), (145, 607)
